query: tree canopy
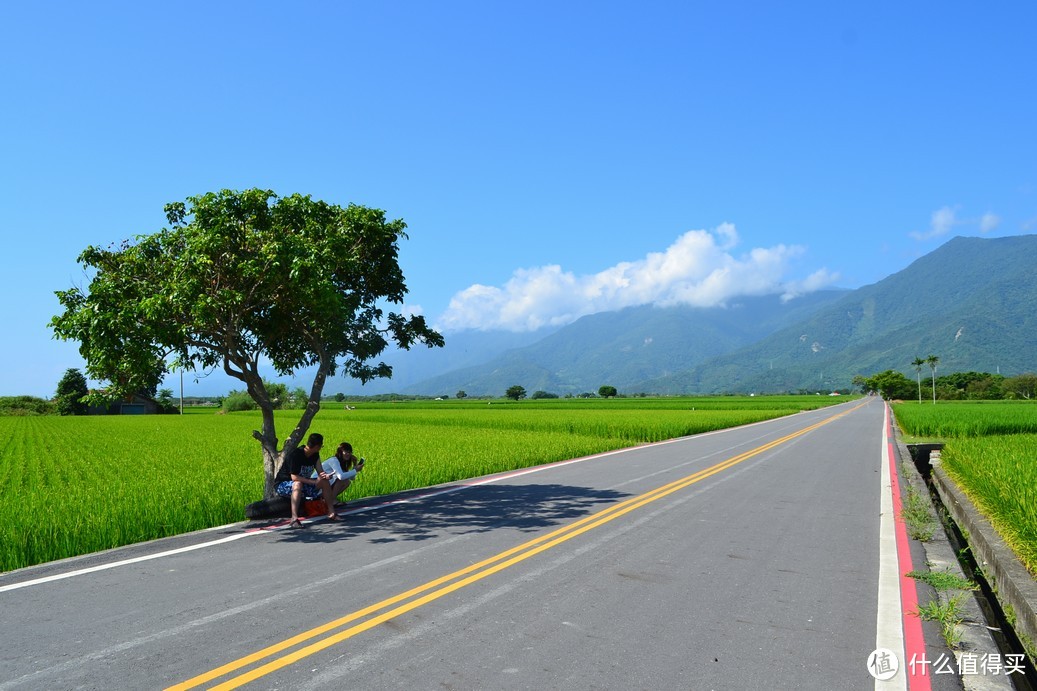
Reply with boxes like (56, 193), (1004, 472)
(1004, 373), (1037, 400)
(505, 385), (527, 401)
(51, 189), (444, 497)
(55, 368), (89, 416)
(858, 370), (914, 400)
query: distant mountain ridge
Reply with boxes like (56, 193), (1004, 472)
(324, 326), (559, 395)
(327, 234), (1036, 397)
(398, 292), (848, 396)
(637, 234), (1037, 393)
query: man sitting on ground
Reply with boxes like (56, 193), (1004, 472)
(274, 433), (339, 527)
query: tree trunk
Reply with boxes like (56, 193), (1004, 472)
(253, 358), (333, 499)
(253, 403), (282, 499)
(261, 445), (283, 500)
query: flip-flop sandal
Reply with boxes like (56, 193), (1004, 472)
(326, 514), (340, 521)
(287, 519), (306, 529)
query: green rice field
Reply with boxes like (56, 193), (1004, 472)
(891, 400), (1037, 438)
(893, 401), (1037, 575)
(1, 396), (844, 573)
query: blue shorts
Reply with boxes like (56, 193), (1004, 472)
(275, 480), (323, 500)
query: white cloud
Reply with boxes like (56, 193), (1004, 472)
(437, 223), (839, 332)
(910, 205), (960, 241)
(979, 212), (1000, 233)
(910, 206), (1002, 240)
(932, 206), (959, 236)
(781, 268), (842, 301)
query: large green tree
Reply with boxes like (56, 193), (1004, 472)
(51, 189), (444, 498)
(863, 370), (915, 400)
(1003, 373), (1037, 400)
(505, 385), (527, 401)
(55, 367), (89, 416)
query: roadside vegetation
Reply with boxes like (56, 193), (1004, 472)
(899, 483), (938, 541)
(0, 395), (845, 573)
(893, 401), (1037, 576)
(859, 369), (1036, 403)
(907, 569), (978, 649)
(0, 396), (56, 416)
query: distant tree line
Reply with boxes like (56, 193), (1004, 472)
(221, 381), (313, 413)
(10, 366), (1031, 419)
(502, 384), (626, 400)
(0, 396), (57, 416)
(856, 369), (1037, 401)
(50, 368), (181, 416)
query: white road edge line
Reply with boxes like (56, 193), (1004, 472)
(875, 402), (907, 690)
(0, 532), (260, 593)
(0, 444), (646, 593)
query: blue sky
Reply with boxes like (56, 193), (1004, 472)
(3, 2), (1035, 397)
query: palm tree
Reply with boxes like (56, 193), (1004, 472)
(925, 354), (940, 404)
(911, 357), (925, 404)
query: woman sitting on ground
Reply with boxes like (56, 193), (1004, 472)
(324, 441), (365, 504)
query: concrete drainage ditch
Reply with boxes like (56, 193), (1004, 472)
(905, 441), (1036, 690)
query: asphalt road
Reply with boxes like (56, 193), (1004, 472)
(1, 397), (934, 690)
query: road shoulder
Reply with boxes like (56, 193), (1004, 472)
(896, 434), (1020, 690)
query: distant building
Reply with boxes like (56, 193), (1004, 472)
(87, 392), (161, 415)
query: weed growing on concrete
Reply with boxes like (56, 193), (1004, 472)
(916, 594), (968, 649)
(901, 485), (937, 541)
(906, 569), (977, 592)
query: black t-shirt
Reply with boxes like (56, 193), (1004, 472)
(275, 446), (318, 483)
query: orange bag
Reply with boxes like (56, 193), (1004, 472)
(302, 499), (328, 517)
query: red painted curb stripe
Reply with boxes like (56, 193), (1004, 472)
(886, 405), (932, 690)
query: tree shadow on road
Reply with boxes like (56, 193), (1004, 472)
(270, 482), (631, 545)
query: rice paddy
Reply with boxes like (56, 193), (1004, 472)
(893, 400), (1037, 575)
(1, 396), (842, 572)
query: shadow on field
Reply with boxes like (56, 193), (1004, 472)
(271, 483), (631, 545)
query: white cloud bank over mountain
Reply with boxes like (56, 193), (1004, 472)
(436, 223), (838, 332)
(910, 205), (1002, 241)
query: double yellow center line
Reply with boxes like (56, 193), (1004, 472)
(169, 407), (853, 690)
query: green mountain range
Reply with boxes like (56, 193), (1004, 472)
(404, 291), (847, 396)
(642, 234), (1037, 393)
(401, 235), (1037, 396)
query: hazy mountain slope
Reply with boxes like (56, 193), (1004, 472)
(404, 292), (848, 396)
(637, 235), (1037, 393)
(323, 326), (560, 395)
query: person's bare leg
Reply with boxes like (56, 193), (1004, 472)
(333, 478), (352, 504)
(289, 481), (306, 527)
(317, 478), (339, 519)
